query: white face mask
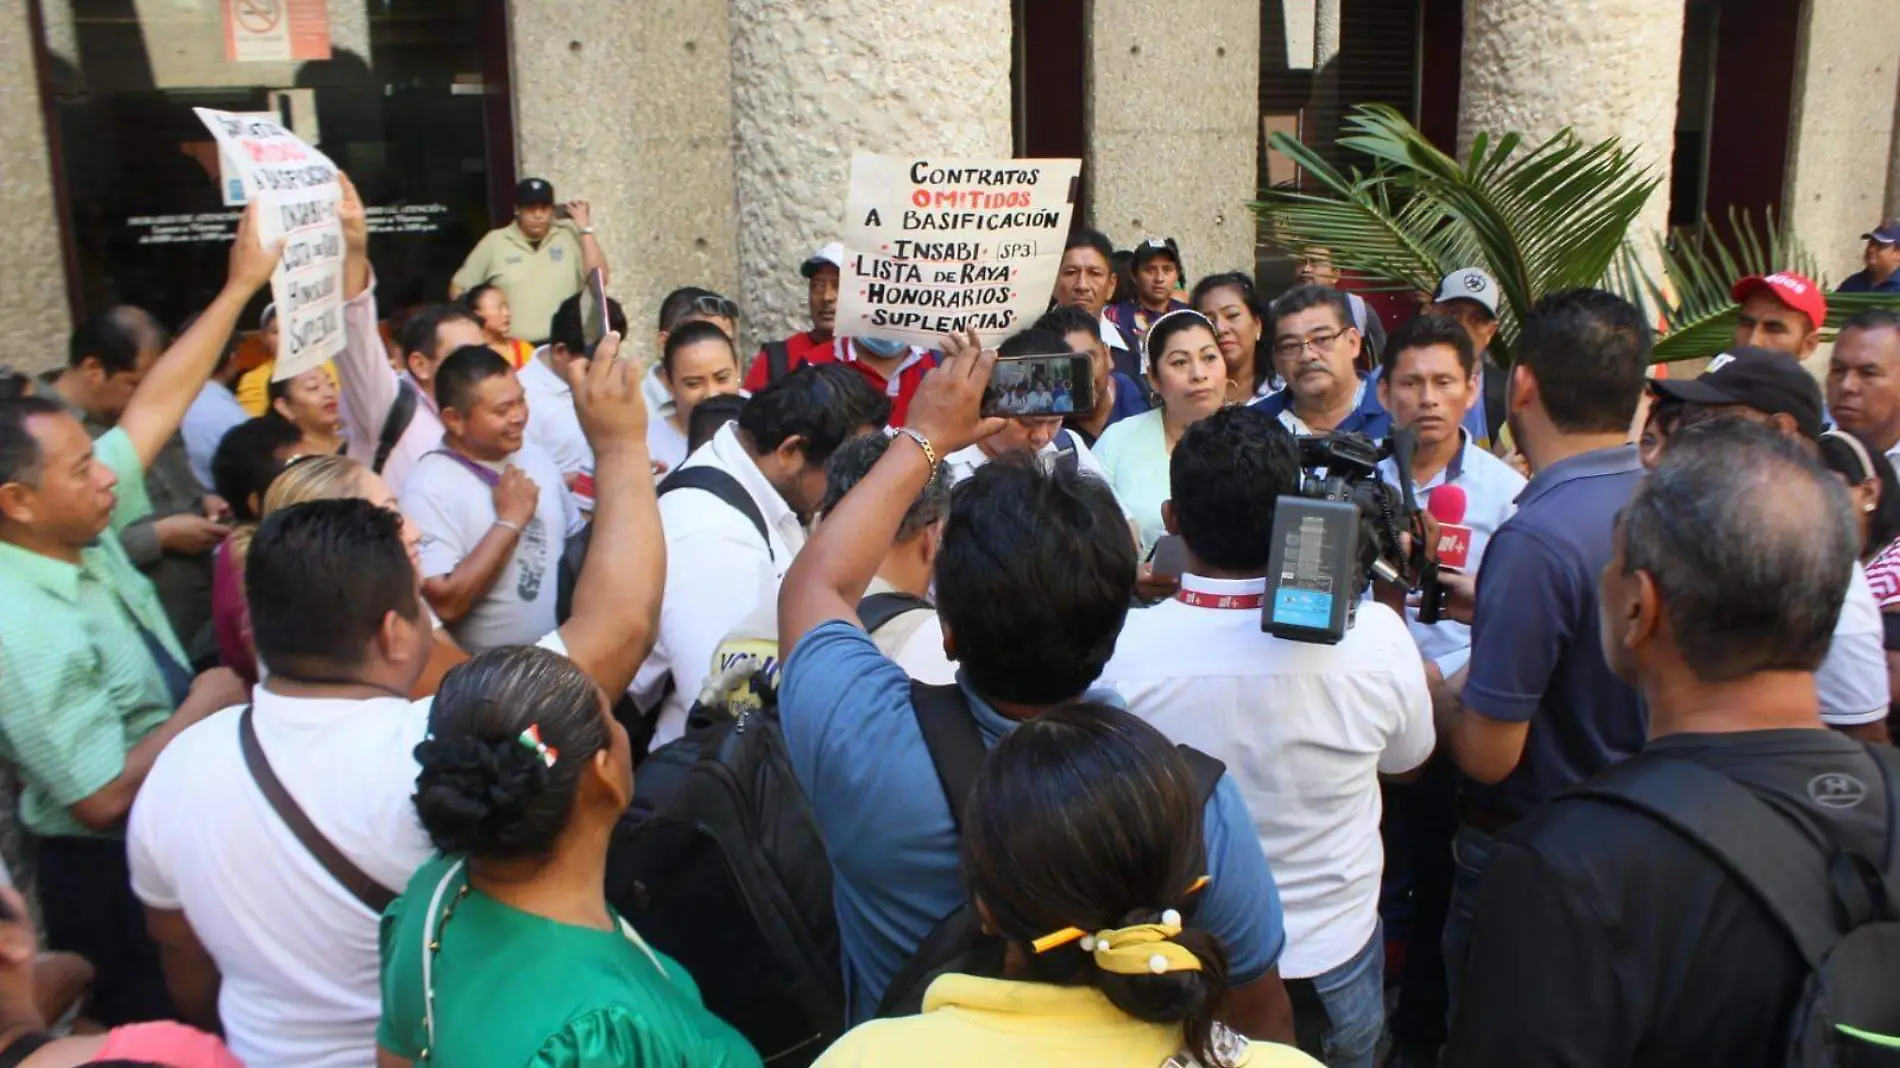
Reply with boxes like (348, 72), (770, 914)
(855, 337), (908, 358)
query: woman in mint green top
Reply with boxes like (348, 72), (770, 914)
(378, 647), (760, 1068)
(1094, 310), (1228, 554)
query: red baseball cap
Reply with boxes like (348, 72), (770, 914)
(1731, 272), (1827, 331)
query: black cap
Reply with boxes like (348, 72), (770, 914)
(1649, 347), (1824, 439)
(515, 178), (555, 207)
(1130, 236), (1182, 273)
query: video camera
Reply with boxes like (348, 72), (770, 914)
(1261, 427), (1442, 645)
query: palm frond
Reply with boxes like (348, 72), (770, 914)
(1254, 104), (1659, 361)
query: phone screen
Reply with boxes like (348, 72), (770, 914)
(981, 354), (1095, 418)
(1150, 534), (1190, 578)
(580, 268), (608, 354)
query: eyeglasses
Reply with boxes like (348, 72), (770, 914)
(690, 295), (739, 321)
(1270, 329), (1350, 361)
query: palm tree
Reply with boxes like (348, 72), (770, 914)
(1254, 104), (1900, 363)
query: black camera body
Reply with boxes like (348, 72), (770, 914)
(1260, 428), (1435, 645)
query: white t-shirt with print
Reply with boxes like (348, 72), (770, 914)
(401, 441), (583, 652)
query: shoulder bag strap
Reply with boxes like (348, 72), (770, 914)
(908, 681), (987, 833)
(857, 591), (935, 635)
(0, 1033), (54, 1068)
(1482, 360), (1508, 447)
(1569, 757), (1845, 968)
(239, 707), (397, 915)
(657, 466), (774, 562)
(420, 858), (466, 1057)
(425, 448), (501, 489)
(766, 340), (791, 384)
(374, 378), (420, 475)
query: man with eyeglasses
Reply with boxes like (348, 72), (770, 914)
(1251, 285), (1393, 438)
(745, 242), (937, 426)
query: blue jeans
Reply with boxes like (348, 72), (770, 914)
(1309, 924), (1385, 1068)
(1441, 823), (1498, 1024)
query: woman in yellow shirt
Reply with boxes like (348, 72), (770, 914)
(815, 705), (1320, 1068)
(463, 282), (537, 368)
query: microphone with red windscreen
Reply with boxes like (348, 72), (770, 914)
(1428, 484), (1473, 571)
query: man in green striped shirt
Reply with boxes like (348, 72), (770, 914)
(0, 203), (278, 1022)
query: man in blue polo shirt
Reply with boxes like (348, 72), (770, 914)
(1428, 288), (1652, 999)
(1839, 219), (1900, 293)
(1253, 285), (1391, 437)
(776, 329), (1294, 1039)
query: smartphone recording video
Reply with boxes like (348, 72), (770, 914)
(982, 354), (1094, 418)
(580, 268), (608, 354)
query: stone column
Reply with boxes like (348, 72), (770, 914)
(1086, 0), (1261, 277)
(510, 0), (738, 356)
(1784, 0), (1900, 284)
(728, 0), (1013, 347)
(1458, 0), (1687, 254)
(0, 2), (72, 370)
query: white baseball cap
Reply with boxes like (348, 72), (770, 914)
(1432, 267), (1500, 318)
(801, 242), (845, 278)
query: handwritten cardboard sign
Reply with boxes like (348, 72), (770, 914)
(834, 154), (1082, 348)
(195, 107), (344, 381)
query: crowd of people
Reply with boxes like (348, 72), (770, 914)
(0, 162), (1897, 1068)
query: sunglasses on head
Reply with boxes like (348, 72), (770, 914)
(690, 295), (739, 322)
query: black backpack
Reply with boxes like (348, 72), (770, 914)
(873, 683), (1226, 1018)
(556, 466), (772, 753)
(1570, 748), (1900, 1066)
(600, 593), (932, 1065)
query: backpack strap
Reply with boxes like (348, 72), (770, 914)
(1568, 754), (1897, 970)
(1180, 745), (1226, 808)
(1481, 359), (1508, 449)
(909, 682), (987, 833)
(659, 466), (774, 562)
(374, 378), (419, 475)
(766, 340), (792, 384)
(857, 591), (934, 635)
(240, 707), (397, 915)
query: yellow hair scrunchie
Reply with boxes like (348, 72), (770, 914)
(1083, 920), (1203, 976)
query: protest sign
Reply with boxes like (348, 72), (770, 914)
(194, 107), (345, 380)
(834, 154), (1082, 348)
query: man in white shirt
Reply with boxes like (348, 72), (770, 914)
(1052, 229), (1134, 371)
(521, 291), (630, 494)
(1098, 404), (1433, 1066)
(1375, 314), (1525, 674)
(128, 336), (665, 1068)
(401, 347), (583, 652)
(633, 363), (891, 747)
(332, 174), (487, 497)
(817, 431), (957, 684)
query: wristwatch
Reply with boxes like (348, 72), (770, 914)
(579, 226), (595, 236)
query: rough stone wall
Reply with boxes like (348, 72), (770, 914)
(510, 0), (738, 361)
(729, 0), (1013, 348)
(0, 2), (72, 373)
(1086, 0), (1262, 279)
(1785, 0), (1900, 285)
(1457, 0), (1686, 253)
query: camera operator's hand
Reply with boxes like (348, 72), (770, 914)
(1134, 562), (1180, 604)
(909, 328), (1006, 457)
(1437, 569), (1476, 625)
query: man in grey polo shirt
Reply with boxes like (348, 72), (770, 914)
(1428, 289), (1651, 999)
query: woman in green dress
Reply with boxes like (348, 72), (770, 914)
(378, 646), (762, 1068)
